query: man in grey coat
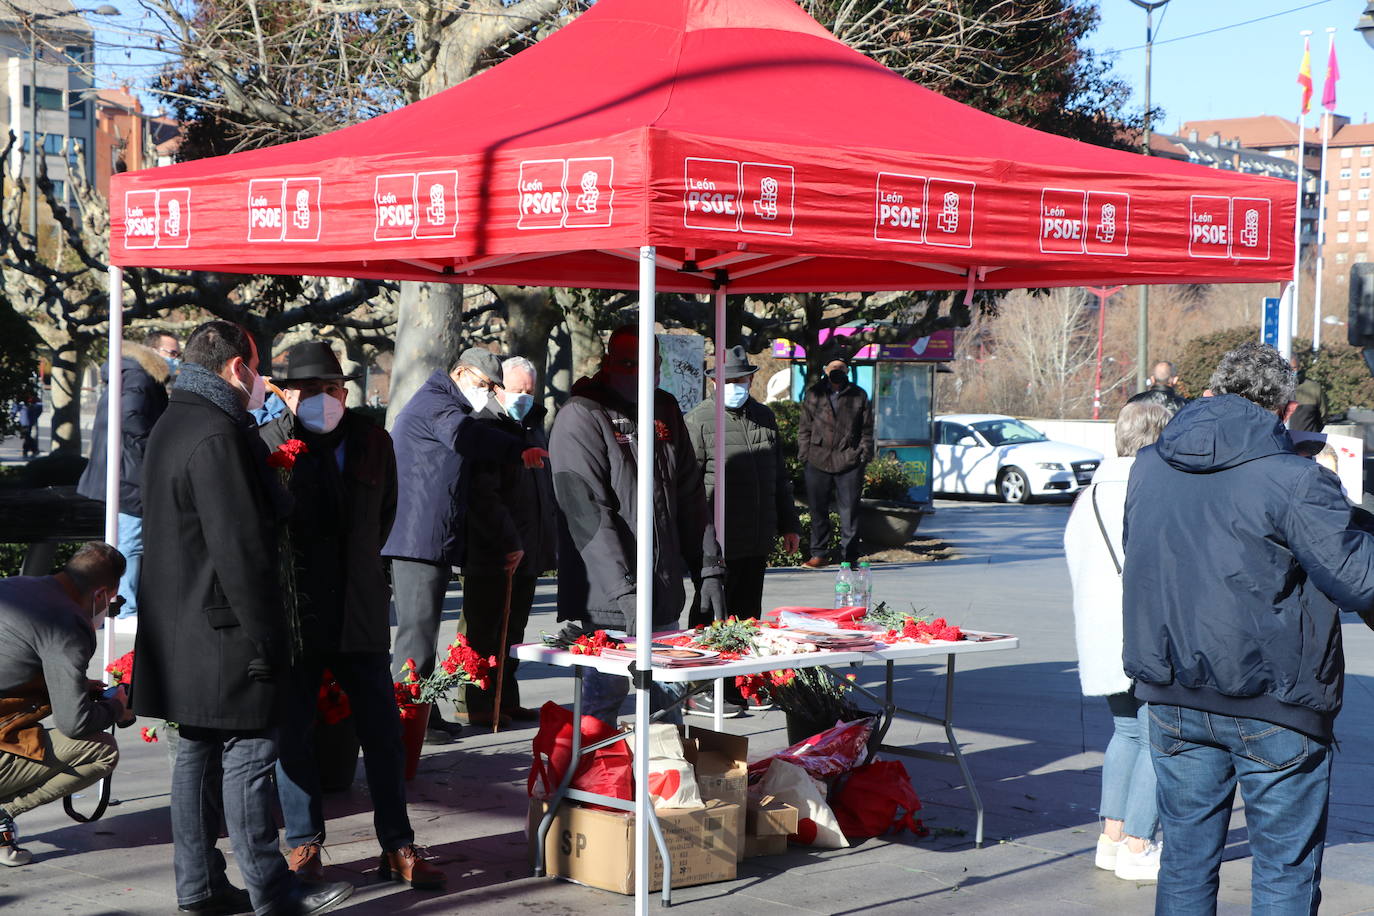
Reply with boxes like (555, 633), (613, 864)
(685, 345), (800, 623)
(0, 543), (129, 867)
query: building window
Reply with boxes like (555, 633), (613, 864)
(49, 180), (65, 202)
(1362, 188), (1372, 201)
(68, 92), (87, 119)
(22, 86), (66, 110)
(1357, 252), (1370, 263)
(1358, 231), (1370, 243)
(1337, 231), (1350, 243)
(1343, 147), (1354, 159)
(1362, 167), (1373, 180)
(67, 137), (85, 168)
(1340, 168), (1352, 179)
(1339, 189), (1352, 201)
(64, 45), (86, 64)
(1338, 210), (1351, 222)
(1336, 252), (1348, 264)
(22, 133), (67, 156)
(1364, 146), (1374, 157)
(1360, 210), (1371, 222)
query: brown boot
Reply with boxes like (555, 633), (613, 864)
(379, 844), (446, 890)
(287, 841), (324, 880)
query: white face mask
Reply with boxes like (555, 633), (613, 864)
(297, 392), (345, 433)
(461, 384), (489, 414)
(234, 363), (266, 412)
(722, 382), (750, 409)
(89, 588), (112, 631)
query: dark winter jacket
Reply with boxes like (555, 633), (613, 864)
(685, 396), (799, 565)
(797, 381), (874, 474)
(463, 404), (559, 577)
(1122, 394), (1374, 739)
(550, 374), (706, 633)
(260, 409), (398, 656)
(381, 370), (526, 567)
(77, 343), (171, 517)
(1288, 376), (1327, 433)
(131, 377), (286, 730)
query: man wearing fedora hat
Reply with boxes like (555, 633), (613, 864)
(383, 346), (546, 742)
(260, 340), (445, 892)
(686, 345), (801, 631)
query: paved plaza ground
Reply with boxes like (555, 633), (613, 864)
(5, 418), (1374, 913)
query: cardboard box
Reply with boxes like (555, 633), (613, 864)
(747, 795), (799, 837)
(744, 833), (790, 858)
(529, 798), (739, 894)
(684, 726), (749, 861)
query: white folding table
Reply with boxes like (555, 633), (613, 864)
(516, 630), (1018, 905)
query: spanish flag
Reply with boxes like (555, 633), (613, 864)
(1298, 38), (1313, 115)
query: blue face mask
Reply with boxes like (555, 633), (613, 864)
(503, 392), (535, 422)
(722, 382), (750, 409)
(165, 357), (181, 376)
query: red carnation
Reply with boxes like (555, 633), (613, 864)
(267, 438), (309, 470)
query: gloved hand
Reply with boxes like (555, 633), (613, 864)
(617, 592), (641, 636)
(247, 656), (275, 683)
(521, 447), (549, 469)
(698, 574), (727, 622)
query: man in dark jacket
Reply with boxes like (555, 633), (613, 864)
(456, 355), (558, 726)
(382, 348), (542, 743)
(686, 345), (800, 623)
(1288, 356), (1328, 433)
(798, 358), (873, 567)
(0, 543), (129, 867)
(134, 321), (352, 916)
(1122, 342), (1374, 913)
(261, 341), (443, 892)
(77, 330), (176, 619)
(550, 326), (706, 727)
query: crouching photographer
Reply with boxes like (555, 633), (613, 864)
(0, 543), (132, 866)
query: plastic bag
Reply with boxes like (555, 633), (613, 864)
(641, 723), (704, 809)
(832, 760), (929, 839)
(747, 716), (874, 783)
(528, 700), (633, 805)
(757, 759), (848, 848)
(764, 606), (867, 627)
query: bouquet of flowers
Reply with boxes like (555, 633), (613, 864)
(393, 636), (497, 718)
(267, 438), (309, 661)
(105, 650), (135, 685)
(317, 669), (352, 725)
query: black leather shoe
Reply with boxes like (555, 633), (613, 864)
(179, 886), (252, 914)
(273, 879), (353, 915)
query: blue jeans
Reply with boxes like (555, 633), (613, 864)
(1100, 693), (1158, 840)
(116, 513), (142, 617)
(1149, 704), (1330, 916)
(172, 726), (296, 915)
(581, 669), (688, 730)
(275, 652), (413, 851)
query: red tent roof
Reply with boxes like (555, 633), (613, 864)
(110, 0), (1294, 293)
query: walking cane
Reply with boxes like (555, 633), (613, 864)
(490, 566), (516, 734)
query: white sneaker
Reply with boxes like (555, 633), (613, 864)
(0, 812), (32, 867)
(1094, 833), (1122, 871)
(1114, 840), (1162, 881)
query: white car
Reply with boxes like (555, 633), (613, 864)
(932, 414), (1103, 503)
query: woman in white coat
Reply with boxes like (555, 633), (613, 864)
(1064, 400), (1173, 882)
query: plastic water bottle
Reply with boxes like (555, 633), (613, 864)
(834, 562), (854, 609)
(857, 562), (874, 611)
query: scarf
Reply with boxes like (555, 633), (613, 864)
(174, 362), (248, 424)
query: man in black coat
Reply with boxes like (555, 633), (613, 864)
(797, 357), (874, 567)
(382, 347), (542, 743)
(261, 341), (444, 892)
(456, 355), (559, 726)
(133, 321), (352, 916)
(77, 330), (176, 619)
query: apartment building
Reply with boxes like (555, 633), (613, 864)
(0, 0), (97, 209)
(1182, 115), (1374, 282)
(94, 87), (181, 198)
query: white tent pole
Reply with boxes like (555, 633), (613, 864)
(712, 287), (727, 732)
(633, 245), (656, 915)
(103, 266), (124, 673)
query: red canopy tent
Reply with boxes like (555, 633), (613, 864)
(102, 1), (1294, 908)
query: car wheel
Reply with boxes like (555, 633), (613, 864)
(998, 466), (1031, 504)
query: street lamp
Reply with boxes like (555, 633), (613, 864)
(1128, 0), (1170, 394)
(1358, 2), (1374, 50)
(17, 2), (118, 239)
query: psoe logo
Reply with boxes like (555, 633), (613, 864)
(925, 179), (975, 248)
(374, 174), (418, 241)
(564, 157), (614, 229)
(740, 162), (794, 236)
(283, 178), (322, 241)
(517, 160), (567, 230)
(247, 179), (285, 242)
(123, 190), (159, 249)
(157, 188), (191, 248)
(684, 157), (742, 232)
(1230, 197), (1271, 260)
(414, 170), (458, 239)
(1188, 195), (1233, 258)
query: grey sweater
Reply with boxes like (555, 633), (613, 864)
(0, 576), (117, 739)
